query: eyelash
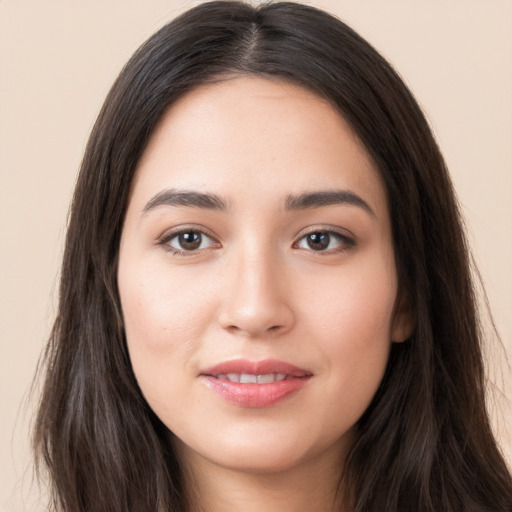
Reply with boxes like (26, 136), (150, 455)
(293, 228), (356, 255)
(158, 226), (356, 256)
(158, 226), (219, 256)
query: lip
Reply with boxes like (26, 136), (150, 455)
(200, 358), (313, 408)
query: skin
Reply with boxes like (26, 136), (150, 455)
(118, 76), (411, 512)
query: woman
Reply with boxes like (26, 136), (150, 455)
(33, 1), (512, 511)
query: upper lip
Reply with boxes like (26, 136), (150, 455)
(200, 358), (312, 378)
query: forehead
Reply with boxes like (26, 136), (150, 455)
(130, 76), (388, 217)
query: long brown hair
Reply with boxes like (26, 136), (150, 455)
(33, 2), (512, 511)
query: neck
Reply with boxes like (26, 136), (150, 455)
(179, 444), (348, 512)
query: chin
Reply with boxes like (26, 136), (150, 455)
(175, 423), (351, 476)
(215, 446), (307, 474)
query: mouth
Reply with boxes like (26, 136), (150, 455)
(210, 372), (295, 383)
(200, 359), (313, 408)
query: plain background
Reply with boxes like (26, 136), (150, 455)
(1, 1), (511, 510)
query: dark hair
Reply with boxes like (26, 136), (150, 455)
(33, 2), (512, 511)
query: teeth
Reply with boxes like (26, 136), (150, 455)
(257, 374), (275, 384)
(240, 373), (258, 384)
(217, 373), (290, 383)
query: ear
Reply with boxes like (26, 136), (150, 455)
(391, 291), (415, 343)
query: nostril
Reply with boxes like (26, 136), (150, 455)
(217, 287), (295, 337)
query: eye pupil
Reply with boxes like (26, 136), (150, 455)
(307, 232), (330, 250)
(179, 231), (202, 250)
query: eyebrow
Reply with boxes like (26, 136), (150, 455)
(142, 188), (375, 217)
(284, 190), (375, 216)
(143, 189), (228, 214)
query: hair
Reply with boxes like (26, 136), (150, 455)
(33, 1), (512, 511)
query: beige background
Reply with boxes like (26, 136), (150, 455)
(1, 1), (510, 510)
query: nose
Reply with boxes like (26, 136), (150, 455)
(218, 249), (295, 338)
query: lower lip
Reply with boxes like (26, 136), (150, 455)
(202, 376), (310, 408)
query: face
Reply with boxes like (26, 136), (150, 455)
(118, 76), (410, 475)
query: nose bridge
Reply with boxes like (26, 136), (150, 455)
(219, 238), (294, 337)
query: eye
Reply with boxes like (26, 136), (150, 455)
(295, 230), (354, 253)
(162, 229), (218, 254)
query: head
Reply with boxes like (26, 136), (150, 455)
(35, 2), (509, 511)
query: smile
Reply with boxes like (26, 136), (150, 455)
(213, 373), (290, 383)
(200, 359), (312, 408)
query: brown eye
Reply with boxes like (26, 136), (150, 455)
(305, 232), (330, 251)
(295, 230), (354, 253)
(165, 229), (217, 253)
(178, 231), (202, 250)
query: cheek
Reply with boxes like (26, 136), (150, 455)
(120, 259), (215, 349)
(301, 252), (397, 346)
(297, 254), (397, 407)
(118, 261), (215, 408)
